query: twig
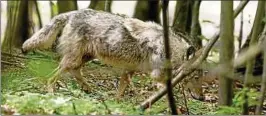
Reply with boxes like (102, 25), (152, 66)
(1, 60), (24, 68)
(2, 52), (30, 59)
(233, 0), (249, 18)
(1, 51), (47, 60)
(238, 8), (244, 51)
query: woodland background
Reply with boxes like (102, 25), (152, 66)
(1, 0), (266, 115)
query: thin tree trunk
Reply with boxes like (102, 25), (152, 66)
(190, 0), (202, 49)
(238, 10), (244, 51)
(34, 1), (42, 28)
(162, 0), (177, 114)
(172, 1), (193, 32)
(243, 1), (265, 114)
(219, 1), (234, 106)
(104, 0), (112, 12)
(255, 24), (266, 115)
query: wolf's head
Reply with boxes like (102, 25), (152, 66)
(123, 18), (194, 65)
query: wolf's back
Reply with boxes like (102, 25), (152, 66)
(22, 13), (70, 53)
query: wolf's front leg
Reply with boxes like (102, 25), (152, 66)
(69, 68), (91, 93)
(46, 66), (63, 92)
(117, 71), (134, 99)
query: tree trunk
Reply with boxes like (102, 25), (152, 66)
(243, 1), (265, 114)
(172, 1), (193, 33)
(218, 1), (234, 106)
(2, 1), (30, 53)
(133, 0), (160, 23)
(34, 1), (42, 28)
(88, 0), (98, 9)
(255, 23), (266, 115)
(190, 0), (202, 49)
(104, 0), (112, 12)
(238, 10), (244, 51)
(88, 0), (105, 11)
(57, 0), (77, 14)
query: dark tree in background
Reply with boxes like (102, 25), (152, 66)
(133, 0), (160, 23)
(57, 0), (77, 14)
(172, 0), (202, 49)
(172, 1), (193, 33)
(190, 0), (202, 48)
(2, 1), (32, 53)
(88, 0), (112, 12)
(242, 1), (265, 114)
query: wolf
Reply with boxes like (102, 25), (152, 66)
(22, 9), (192, 97)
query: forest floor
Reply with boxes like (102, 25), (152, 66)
(1, 51), (265, 115)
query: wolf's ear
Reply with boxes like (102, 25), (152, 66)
(124, 19), (147, 33)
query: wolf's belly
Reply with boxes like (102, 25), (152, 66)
(96, 55), (151, 72)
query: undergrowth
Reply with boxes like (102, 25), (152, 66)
(1, 51), (233, 115)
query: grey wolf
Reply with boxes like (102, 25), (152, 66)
(22, 9), (191, 97)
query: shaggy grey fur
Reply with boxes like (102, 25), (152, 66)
(22, 9), (191, 95)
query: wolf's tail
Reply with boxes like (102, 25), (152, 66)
(22, 13), (70, 53)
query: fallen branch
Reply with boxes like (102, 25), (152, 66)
(1, 60), (24, 68)
(1, 52), (30, 59)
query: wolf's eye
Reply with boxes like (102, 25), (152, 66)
(186, 46), (196, 60)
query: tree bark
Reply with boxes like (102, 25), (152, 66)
(34, 1), (42, 28)
(218, 1), (234, 106)
(104, 0), (112, 12)
(57, 0), (77, 14)
(133, 0), (160, 23)
(2, 1), (30, 53)
(190, 0), (202, 49)
(162, 0), (177, 114)
(172, 0), (193, 33)
(243, 1), (265, 114)
(255, 23), (266, 115)
(88, 0), (105, 11)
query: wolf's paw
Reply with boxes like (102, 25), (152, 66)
(80, 83), (91, 94)
(46, 84), (55, 93)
